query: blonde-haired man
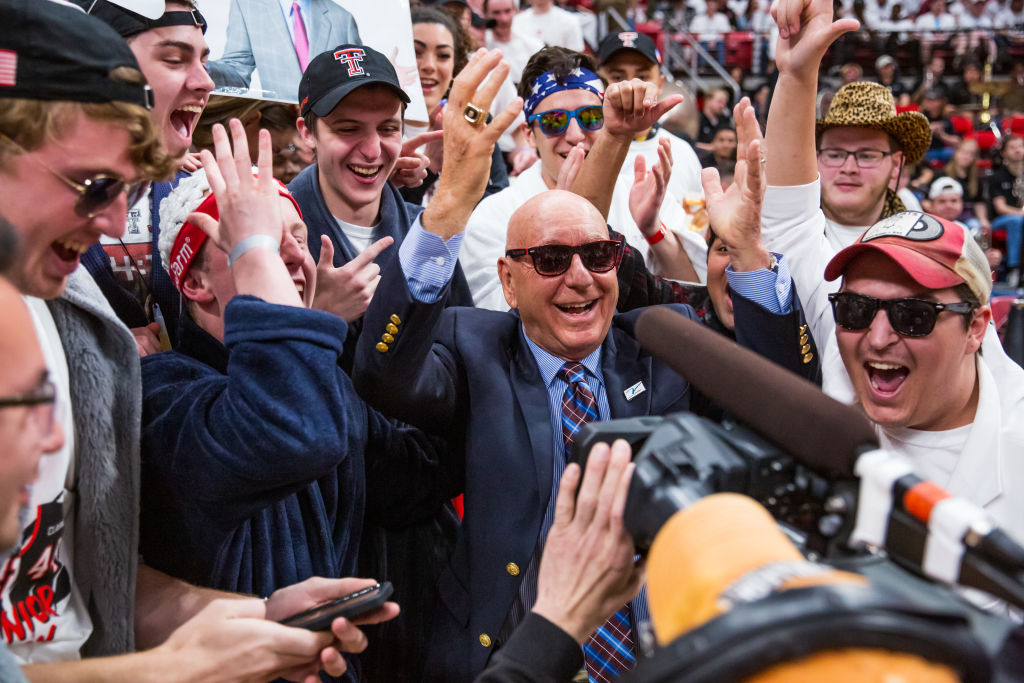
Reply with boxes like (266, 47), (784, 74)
(0, 1), (393, 678)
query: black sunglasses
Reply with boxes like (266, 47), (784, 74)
(505, 239), (624, 276)
(828, 291), (975, 337)
(1, 132), (149, 217)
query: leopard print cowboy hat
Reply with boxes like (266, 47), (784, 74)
(816, 81), (932, 166)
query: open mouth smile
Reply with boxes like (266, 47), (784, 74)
(865, 360), (909, 395)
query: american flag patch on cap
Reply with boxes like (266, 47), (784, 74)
(0, 50), (16, 87)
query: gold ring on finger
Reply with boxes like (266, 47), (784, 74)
(463, 102), (485, 125)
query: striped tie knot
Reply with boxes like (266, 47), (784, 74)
(557, 362), (598, 454)
(558, 361), (588, 386)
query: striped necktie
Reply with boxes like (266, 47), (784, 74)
(556, 362), (636, 682)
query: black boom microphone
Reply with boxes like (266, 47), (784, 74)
(633, 306), (877, 478)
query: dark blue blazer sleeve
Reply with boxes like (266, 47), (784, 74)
(352, 254), (469, 434)
(473, 613), (583, 683)
(730, 285), (822, 385)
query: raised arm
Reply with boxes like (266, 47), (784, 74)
(422, 49), (523, 241)
(767, 0), (859, 187)
(629, 138), (699, 281)
(570, 80), (682, 219)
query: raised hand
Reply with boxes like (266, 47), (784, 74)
(190, 120), (302, 307)
(424, 48), (524, 240)
(390, 129), (444, 188)
(190, 120), (282, 254)
(629, 137), (673, 239)
(702, 97), (772, 271)
(531, 440), (643, 644)
(771, 0), (859, 79)
(388, 46), (419, 88)
(312, 235), (393, 322)
(601, 79), (683, 141)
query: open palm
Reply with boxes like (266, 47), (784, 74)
(702, 99), (765, 251)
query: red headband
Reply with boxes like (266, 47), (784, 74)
(167, 179), (303, 291)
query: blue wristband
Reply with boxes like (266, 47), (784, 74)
(227, 235), (280, 269)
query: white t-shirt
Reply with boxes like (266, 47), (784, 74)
(881, 423), (970, 487)
(97, 188), (152, 301)
(897, 188), (923, 212)
(460, 163), (708, 311)
(333, 216), (377, 255)
(914, 11), (957, 34)
(824, 217), (870, 252)
(996, 7), (1024, 27)
(957, 11), (994, 28)
(484, 30), (544, 86)
(688, 12), (733, 40)
(1, 299), (92, 663)
(512, 6), (584, 52)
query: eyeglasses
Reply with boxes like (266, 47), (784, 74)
(817, 148), (896, 169)
(0, 133), (149, 218)
(828, 291), (975, 337)
(527, 105), (604, 137)
(505, 239), (624, 276)
(0, 380), (58, 441)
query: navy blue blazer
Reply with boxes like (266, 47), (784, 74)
(353, 261), (701, 681)
(288, 165), (474, 372)
(353, 250), (820, 680)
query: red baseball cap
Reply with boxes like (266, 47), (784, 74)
(824, 211), (991, 304)
(167, 177), (302, 291)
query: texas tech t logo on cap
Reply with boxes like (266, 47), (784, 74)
(334, 47), (366, 77)
(618, 31), (639, 47)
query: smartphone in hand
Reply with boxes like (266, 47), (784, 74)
(278, 581), (394, 631)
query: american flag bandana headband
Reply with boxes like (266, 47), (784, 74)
(524, 67), (604, 118)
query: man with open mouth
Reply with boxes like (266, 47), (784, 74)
(460, 46), (708, 313)
(351, 47), (820, 682)
(288, 42), (475, 369)
(76, 0), (215, 352)
(757, 0), (1024, 561)
(0, 1), (399, 678)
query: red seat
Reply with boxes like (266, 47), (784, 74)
(949, 115), (974, 137)
(1003, 115), (1024, 136)
(976, 129), (999, 151)
(724, 31), (753, 70)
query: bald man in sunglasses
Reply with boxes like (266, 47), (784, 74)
(350, 46), (817, 681)
(460, 47), (710, 312)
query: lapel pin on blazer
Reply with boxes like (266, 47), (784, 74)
(624, 381), (646, 401)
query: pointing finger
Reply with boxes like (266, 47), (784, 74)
(348, 236), (394, 270)
(318, 235), (335, 268)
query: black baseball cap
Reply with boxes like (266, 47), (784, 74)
(0, 0), (154, 109)
(299, 44), (410, 117)
(75, 0), (207, 39)
(597, 30), (661, 67)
